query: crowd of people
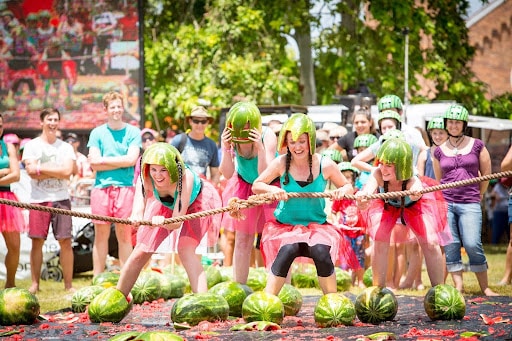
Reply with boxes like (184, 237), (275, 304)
(0, 91), (510, 300)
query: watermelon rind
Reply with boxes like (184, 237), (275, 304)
(71, 285), (105, 313)
(0, 288), (40, 326)
(423, 284), (466, 321)
(242, 291), (284, 325)
(314, 293), (356, 327)
(171, 293), (229, 326)
(209, 281), (248, 317)
(106, 331), (141, 341)
(277, 284), (303, 316)
(135, 331), (185, 340)
(355, 286), (398, 324)
(88, 287), (131, 323)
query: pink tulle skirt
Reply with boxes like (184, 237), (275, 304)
(221, 175), (277, 234)
(361, 176), (452, 245)
(0, 192), (26, 233)
(261, 220), (361, 272)
(136, 180), (221, 253)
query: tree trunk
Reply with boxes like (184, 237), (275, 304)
(295, 27), (316, 105)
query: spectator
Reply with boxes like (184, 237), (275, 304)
(170, 106), (220, 186)
(329, 106), (377, 161)
(22, 108), (76, 293)
(66, 132), (93, 205)
(0, 114), (26, 288)
(432, 104), (498, 296)
(498, 144), (512, 286)
(87, 91), (141, 276)
(490, 179), (509, 244)
(252, 113), (359, 296)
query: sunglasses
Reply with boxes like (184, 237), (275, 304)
(142, 136), (155, 142)
(191, 119), (209, 124)
(329, 136), (340, 141)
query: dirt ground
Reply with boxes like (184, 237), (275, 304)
(1, 294), (511, 340)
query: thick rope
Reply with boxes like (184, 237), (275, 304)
(1, 170), (511, 226)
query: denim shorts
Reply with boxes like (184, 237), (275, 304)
(444, 202), (488, 273)
(508, 196), (512, 224)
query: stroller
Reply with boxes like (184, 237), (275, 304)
(41, 222), (120, 281)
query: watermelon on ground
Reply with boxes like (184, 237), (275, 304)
(71, 285), (105, 313)
(355, 286), (398, 324)
(218, 266), (233, 282)
(277, 284), (303, 316)
(205, 265), (223, 289)
(423, 284), (466, 321)
(92, 272), (120, 288)
(209, 281), (248, 317)
(363, 267), (373, 287)
(246, 267), (267, 292)
(108, 331), (184, 341)
(167, 274), (187, 298)
(291, 263), (319, 288)
(335, 268), (352, 292)
(242, 291), (284, 325)
(131, 271), (162, 304)
(314, 293), (356, 327)
(171, 292), (229, 326)
(0, 288), (40, 326)
(88, 287), (131, 323)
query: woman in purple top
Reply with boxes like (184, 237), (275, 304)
(433, 104), (498, 296)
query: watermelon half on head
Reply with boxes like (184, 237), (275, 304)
(0, 288), (40, 326)
(314, 293), (356, 327)
(355, 286), (398, 324)
(242, 291), (285, 325)
(424, 284), (466, 320)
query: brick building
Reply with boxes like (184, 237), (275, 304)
(467, 0), (512, 99)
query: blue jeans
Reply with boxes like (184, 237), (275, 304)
(445, 202), (488, 273)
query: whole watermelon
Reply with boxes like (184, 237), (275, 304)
(131, 271), (162, 304)
(242, 291), (284, 324)
(171, 292), (229, 326)
(363, 267), (373, 287)
(0, 288), (40, 326)
(92, 272), (120, 288)
(71, 285), (105, 313)
(218, 266), (233, 282)
(277, 284), (303, 316)
(167, 274), (187, 298)
(246, 267), (267, 292)
(314, 293), (356, 327)
(291, 263), (319, 288)
(335, 268), (352, 292)
(209, 281), (248, 317)
(88, 287), (131, 323)
(205, 265), (223, 289)
(355, 286), (398, 324)
(424, 284), (466, 321)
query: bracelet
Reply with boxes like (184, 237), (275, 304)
(222, 148), (234, 156)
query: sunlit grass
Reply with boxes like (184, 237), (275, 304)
(1, 245), (510, 313)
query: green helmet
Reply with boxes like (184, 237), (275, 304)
(381, 129), (405, 142)
(444, 104), (469, 122)
(226, 102), (262, 144)
(354, 134), (378, 148)
(321, 149), (342, 163)
(376, 138), (413, 180)
(377, 110), (402, 130)
(427, 117), (445, 131)
(278, 113), (316, 154)
(377, 94), (403, 112)
(338, 161), (359, 174)
(141, 143), (184, 184)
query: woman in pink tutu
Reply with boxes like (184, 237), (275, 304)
(219, 102), (277, 283)
(252, 113), (359, 295)
(0, 118), (26, 288)
(116, 143), (221, 295)
(356, 137), (451, 289)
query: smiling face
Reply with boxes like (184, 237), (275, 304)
(430, 128), (448, 146)
(41, 112), (60, 137)
(380, 162), (397, 181)
(149, 164), (170, 190)
(105, 98), (124, 122)
(353, 113), (373, 135)
(446, 119), (464, 137)
(379, 119), (398, 135)
(286, 132), (310, 160)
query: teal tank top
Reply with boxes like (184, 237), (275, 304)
(274, 159), (327, 225)
(235, 128), (275, 184)
(0, 141), (10, 190)
(155, 167), (202, 210)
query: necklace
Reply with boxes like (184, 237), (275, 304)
(448, 136), (465, 155)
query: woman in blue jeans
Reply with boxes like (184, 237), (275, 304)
(498, 145), (512, 286)
(433, 104), (498, 296)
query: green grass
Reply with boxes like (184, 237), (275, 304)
(1, 244), (510, 314)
